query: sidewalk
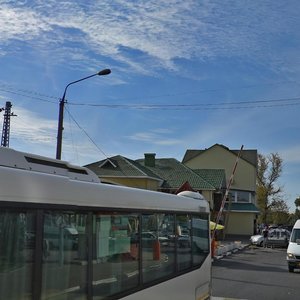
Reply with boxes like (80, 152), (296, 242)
(212, 234), (251, 260)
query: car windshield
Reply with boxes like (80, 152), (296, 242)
(290, 228), (300, 243)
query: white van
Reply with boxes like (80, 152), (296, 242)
(287, 219), (300, 272)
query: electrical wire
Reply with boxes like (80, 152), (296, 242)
(1, 82), (300, 110)
(64, 105), (112, 161)
(0, 87), (58, 104)
(67, 96), (300, 110)
(1, 80), (298, 103)
(65, 105), (125, 171)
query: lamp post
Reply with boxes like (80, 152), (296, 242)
(56, 68), (111, 160)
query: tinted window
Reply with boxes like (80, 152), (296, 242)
(291, 228), (300, 243)
(92, 213), (139, 299)
(42, 212), (88, 300)
(192, 216), (209, 266)
(142, 213), (175, 283)
(0, 210), (35, 300)
(176, 214), (192, 271)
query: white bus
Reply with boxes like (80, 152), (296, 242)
(0, 147), (211, 300)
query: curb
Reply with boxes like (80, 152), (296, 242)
(212, 242), (250, 261)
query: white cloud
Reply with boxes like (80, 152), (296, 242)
(10, 106), (57, 145)
(128, 130), (181, 146)
(0, 5), (50, 40)
(0, 1), (299, 74)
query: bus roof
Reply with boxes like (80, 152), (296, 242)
(0, 147), (100, 183)
(0, 147), (209, 213)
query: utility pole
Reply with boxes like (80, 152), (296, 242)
(211, 145), (244, 241)
(56, 68), (111, 159)
(1, 101), (17, 147)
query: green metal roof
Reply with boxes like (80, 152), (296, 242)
(193, 169), (225, 189)
(136, 158), (215, 190)
(85, 155), (161, 180)
(86, 154), (227, 192)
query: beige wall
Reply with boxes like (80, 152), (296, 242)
(185, 145), (256, 192)
(201, 190), (214, 211)
(225, 212), (255, 235)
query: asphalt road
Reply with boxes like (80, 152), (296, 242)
(212, 245), (300, 300)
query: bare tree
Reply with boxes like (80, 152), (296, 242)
(256, 152), (285, 224)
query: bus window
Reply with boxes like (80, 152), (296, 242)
(192, 216), (209, 266)
(0, 210), (35, 300)
(176, 214), (192, 271)
(92, 213), (139, 299)
(141, 213), (175, 283)
(41, 211), (88, 300)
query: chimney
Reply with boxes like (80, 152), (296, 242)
(144, 153), (156, 167)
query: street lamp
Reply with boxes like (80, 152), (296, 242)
(56, 68), (111, 160)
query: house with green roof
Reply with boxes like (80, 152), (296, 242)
(137, 153), (227, 209)
(183, 144), (260, 236)
(85, 153), (226, 210)
(85, 145), (258, 236)
(137, 153), (215, 192)
(85, 155), (163, 190)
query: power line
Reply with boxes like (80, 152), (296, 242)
(65, 106), (130, 174)
(64, 105), (112, 161)
(0, 83), (59, 100)
(67, 96), (300, 110)
(2, 80), (299, 100)
(0, 87), (58, 104)
(1, 82), (300, 110)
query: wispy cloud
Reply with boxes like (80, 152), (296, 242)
(128, 130), (181, 146)
(10, 106), (57, 145)
(0, 5), (50, 40)
(1, 1), (299, 75)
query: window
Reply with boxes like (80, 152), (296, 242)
(0, 210), (35, 300)
(291, 229), (300, 243)
(192, 216), (209, 266)
(176, 215), (192, 271)
(92, 213), (139, 299)
(41, 211), (88, 300)
(227, 192), (235, 202)
(236, 191), (250, 203)
(141, 213), (175, 283)
(227, 190), (252, 203)
(0, 206), (210, 299)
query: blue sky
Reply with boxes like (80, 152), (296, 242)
(0, 0), (300, 211)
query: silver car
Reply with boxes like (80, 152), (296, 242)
(250, 234), (264, 246)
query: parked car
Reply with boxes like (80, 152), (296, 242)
(267, 228), (290, 248)
(250, 234), (264, 246)
(131, 232), (169, 247)
(167, 233), (191, 248)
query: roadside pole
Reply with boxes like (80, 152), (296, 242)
(211, 145), (244, 242)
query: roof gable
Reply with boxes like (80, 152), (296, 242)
(182, 144), (257, 167)
(98, 159), (117, 169)
(85, 155), (161, 180)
